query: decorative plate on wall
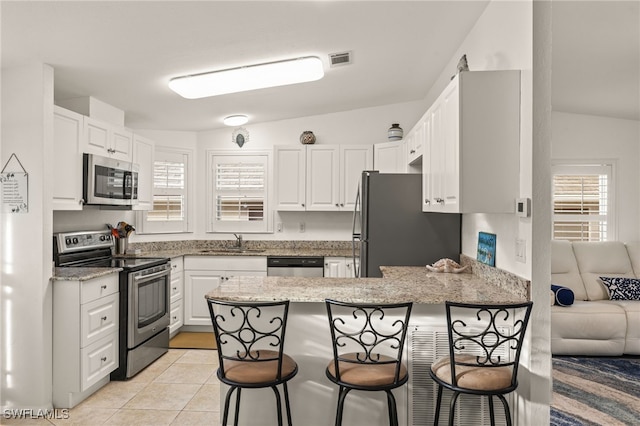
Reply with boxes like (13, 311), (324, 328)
(232, 127), (249, 148)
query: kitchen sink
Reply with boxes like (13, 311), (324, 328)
(199, 248), (265, 254)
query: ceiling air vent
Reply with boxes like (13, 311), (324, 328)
(329, 51), (352, 67)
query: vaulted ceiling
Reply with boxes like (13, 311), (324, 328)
(2, 1), (638, 132)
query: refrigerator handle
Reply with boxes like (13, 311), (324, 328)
(351, 180), (362, 278)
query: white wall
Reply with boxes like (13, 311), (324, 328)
(1, 64), (55, 411)
(552, 111), (640, 242)
(416, 1), (551, 423)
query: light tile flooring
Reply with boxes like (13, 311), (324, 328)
(1, 349), (220, 426)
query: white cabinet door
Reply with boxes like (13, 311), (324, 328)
(53, 106), (84, 210)
(340, 145), (373, 211)
(374, 140), (406, 173)
(306, 145), (340, 211)
(324, 257), (346, 278)
(422, 71), (520, 213)
(169, 300), (184, 335)
(132, 134), (155, 210)
(82, 117), (133, 162)
(274, 145), (306, 211)
(184, 270), (223, 326)
(345, 257), (360, 278)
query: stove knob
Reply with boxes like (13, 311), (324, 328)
(100, 235), (105, 241)
(65, 238), (71, 245)
(72, 238), (78, 244)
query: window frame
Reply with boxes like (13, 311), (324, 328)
(551, 161), (616, 242)
(137, 146), (194, 234)
(206, 150), (273, 234)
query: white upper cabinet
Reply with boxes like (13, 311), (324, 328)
(132, 134), (155, 211)
(83, 116), (133, 162)
(275, 144), (372, 212)
(422, 70), (521, 213)
(274, 145), (307, 211)
(53, 106), (84, 210)
(374, 140), (406, 173)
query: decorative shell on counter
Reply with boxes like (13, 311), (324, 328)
(426, 258), (469, 273)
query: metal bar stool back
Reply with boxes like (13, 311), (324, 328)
(429, 301), (533, 426)
(325, 299), (413, 426)
(207, 298), (298, 426)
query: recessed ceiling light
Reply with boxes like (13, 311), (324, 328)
(223, 115), (249, 126)
(168, 56), (324, 99)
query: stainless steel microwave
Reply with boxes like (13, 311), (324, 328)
(83, 153), (139, 206)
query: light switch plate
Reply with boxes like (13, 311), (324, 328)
(516, 198), (531, 217)
(515, 238), (526, 263)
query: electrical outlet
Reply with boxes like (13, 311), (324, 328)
(276, 222), (283, 232)
(515, 238), (526, 263)
(299, 222), (306, 233)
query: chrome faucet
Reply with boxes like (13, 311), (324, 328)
(233, 233), (243, 249)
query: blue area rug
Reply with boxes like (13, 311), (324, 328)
(551, 356), (640, 426)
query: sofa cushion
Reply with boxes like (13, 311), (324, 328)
(600, 300), (640, 355)
(551, 284), (575, 306)
(599, 277), (640, 300)
(624, 241), (640, 276)
(572, 241), (635, 301)
(551, 301), (626, 355)
(551, 240), (587, 300)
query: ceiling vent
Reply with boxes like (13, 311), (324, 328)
(329, 51), (352, 67)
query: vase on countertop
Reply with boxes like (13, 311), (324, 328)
(300, 131), (316, 145)
(388, 123), (403, 141)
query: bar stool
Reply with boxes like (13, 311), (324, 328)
(324, 299), (413, 426)
(429, 301), (533, 426)
(206, 298), (298, 426)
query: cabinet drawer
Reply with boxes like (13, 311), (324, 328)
(171, 256), (184, 274)
(169, 300), (184, 334)
(81, 274), (119, 304)
(81, 293), (119, 348)
(81, 332), (118, 391)
(170, 272), (183, 304)
(184, 256), (267, 271)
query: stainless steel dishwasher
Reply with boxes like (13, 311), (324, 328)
(267, 256), (324, 277)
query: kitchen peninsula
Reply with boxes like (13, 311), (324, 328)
(205, 255), (529, 426)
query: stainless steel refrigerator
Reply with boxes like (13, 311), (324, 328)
(352, 171), (461, 277)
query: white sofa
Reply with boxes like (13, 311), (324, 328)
(551, 240), (640, 355)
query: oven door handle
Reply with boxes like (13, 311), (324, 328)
(133, 269), (169, 283)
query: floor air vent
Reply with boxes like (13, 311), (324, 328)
(408, 325), (512, 426)
(329, 51), (352, 67)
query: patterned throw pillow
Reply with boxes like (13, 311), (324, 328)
(599, 277), (640, 300)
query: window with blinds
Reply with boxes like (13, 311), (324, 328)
(208, 153), (271, 233)
(149, 160), (185, 221)
(215, 163), (265, 222)
(139, 148), (190, 234)
(552, 164), (612, 242)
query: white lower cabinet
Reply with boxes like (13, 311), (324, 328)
(169, 256), (184, 335)
(324, 257), (346, 278)
(53, 273), (119, 408)
(184, 256), (267, 326)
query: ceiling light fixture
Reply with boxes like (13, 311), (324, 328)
(168, 56), (324, 99)
(223, 115), (249, 126)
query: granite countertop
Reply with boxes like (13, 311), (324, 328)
(52, 267), (122, 281)
(204, 263), (530, 305)
(126, 240), (355, 259)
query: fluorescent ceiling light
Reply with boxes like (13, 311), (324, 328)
(223, 115), (249, 126)
(169, 56), (324, 99)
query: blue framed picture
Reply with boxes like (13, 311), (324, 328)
(477, 232), (496, 266)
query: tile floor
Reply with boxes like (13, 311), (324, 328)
(1, 349), (220, 426)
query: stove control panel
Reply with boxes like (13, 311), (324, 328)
(55, 230), (114, 253)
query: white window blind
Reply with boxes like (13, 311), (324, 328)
(148, 160), (185, 221)
(139, 148), (190, 234)
(208, 153), (271, 233)
(552, 164), (612, 242)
